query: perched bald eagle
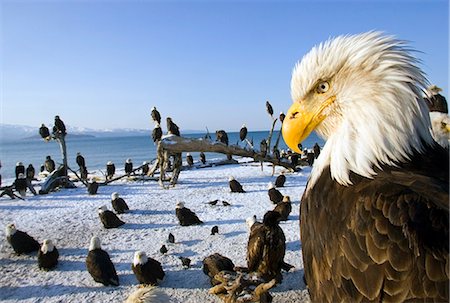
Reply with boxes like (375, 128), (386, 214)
(273, 195), (292, 221)
(152, 123), (163, 143)
(86, 236), (119, 286)
(132, 251), (165, 285)
(186, 153), (194, 167)
(240, 124), (248, 141)
(151, 106), (162, 124)
(267, 182), (283, 204)
(229, 176), (245, 193)
(216, 130), (229, 145)
(5, 223), (40, 255)
(39, 124), (51, 141)
(175, 202), (203, 226)
(54, 115), (66, 135)
(38, 239), (59, 270)
(106, 161), (115, 180)
(274, 172), (286, 187)
(282, 32), (449, 302)
(166, 117), (180, 136)
(98, 205), (125, 229)
(247, 211), (285, 283)
(125, 158), (133, 175)
(199, 152), (206, 164)
(111, 192), (129, 214)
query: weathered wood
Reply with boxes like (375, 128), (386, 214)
(157, 135), (296, 187)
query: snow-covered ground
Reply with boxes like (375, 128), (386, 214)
(0, 159), (311, 302)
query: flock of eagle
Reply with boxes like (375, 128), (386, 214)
(5, 31), (450, 302)
(5, 173), (292, 295)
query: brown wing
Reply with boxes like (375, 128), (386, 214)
(301, 161), (449, 302)
(247, 224), (265, 272)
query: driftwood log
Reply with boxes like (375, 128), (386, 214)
(155, 135), (298, 187)
(209, 270), (276, 303)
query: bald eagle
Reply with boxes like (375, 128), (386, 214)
(86, 236), (119, 286)
(429, 111), (450, 149)
(38, 239), (59, 270)
(132, 251), (165, 285)
(282, 32), (449, 302)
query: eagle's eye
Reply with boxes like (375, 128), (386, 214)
(316, 81), (330, 94)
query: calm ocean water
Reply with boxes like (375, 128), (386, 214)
(0, 131), (324, 182)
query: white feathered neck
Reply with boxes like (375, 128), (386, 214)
(291, 32), (434, 189)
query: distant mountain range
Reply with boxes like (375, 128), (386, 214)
(0, 123), (204, 142)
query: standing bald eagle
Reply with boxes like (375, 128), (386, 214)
(132, 251), (165, 285)
(86, 236), (119, 286)
(151, 107), (162, 124)
(282, 32), (449, 302)
(152, 123), (163, 143)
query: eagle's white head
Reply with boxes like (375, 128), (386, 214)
(133, 250), (148, 266)
(98, 205), (108, 213)
(283, 32), (434, 188)
(5, 223), (16, 236)
(41, 239), (55, 254)
(176, 201), (184, 209)
(89, 236), (101, 251)
(111, 192), (119, 200)
(429, 112), (450, 148)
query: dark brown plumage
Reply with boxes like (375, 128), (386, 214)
(124, 159), (133, 175)
(132, 251), (165, 285)
(240, 124), (248, 141)
(106, 162), (115, 180)
(266, 101), (274, 117)
(247, 211), (286, 283)
(274, 173), (286, 187)
(168, 233), (175, 243)
(175, 202), (203, 226)
(268, 182), (283, 204)
(186, 153), (194, 166)
(216, 130), (229, 145)
(202, 253), (235, 286)
(98, 206), (125, 229)
(207, 199), (219, 206)
(151, 107), (162, 124)
(86, 237), (119, 286)
(299, 147), (450, 302)
(166, 117), (180, 136)
(111, 193), (129, 214)
(222, 200), (231, 206)
(273, 196), (292, 221)
(5, 224), (40, 255)
(229, 176), (245, 193)
(39, 124), (50, 140)
(200, 152), (206, 164)
(87, 181), (99, 195)
(54, 115), (66, 135)
(152, 124), (163, 143)
(179, 256), (191, 269)
(211, 225), (219, 235)
(159, 245), (168, 254)
(38, 239), (59, 270)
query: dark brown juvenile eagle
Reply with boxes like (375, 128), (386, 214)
(282, 32), (449, 302)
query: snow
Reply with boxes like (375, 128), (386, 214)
(0, 158), (311, 302)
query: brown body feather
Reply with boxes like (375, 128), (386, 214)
(202, 253), (235, 286)
(301, 145), (449, 302)
(132, 258), (165, 285)
(247, 211), (286, 283)
(86, 249), (119, 286)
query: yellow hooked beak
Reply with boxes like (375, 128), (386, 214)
(282, 96), (336, 153)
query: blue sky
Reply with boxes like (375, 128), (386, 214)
(1, 0), (448, 132)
